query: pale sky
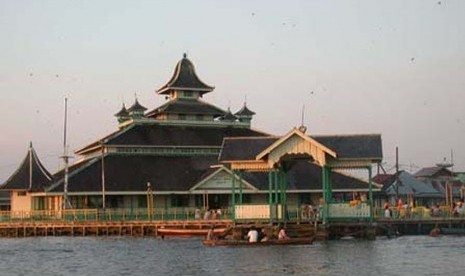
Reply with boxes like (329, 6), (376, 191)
(1, 0), (464, 182)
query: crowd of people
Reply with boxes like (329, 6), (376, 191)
(382, 198), (464, 218)
(195, 208), (222, 220)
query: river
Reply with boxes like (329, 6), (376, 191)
(0, 235), (463, 276)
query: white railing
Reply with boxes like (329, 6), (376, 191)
(328, 203), (370, 218)
(235, 204), (282, 220)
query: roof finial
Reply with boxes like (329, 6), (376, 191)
(299, 104), (307, 133)
(244, 94), (248, 106)
(183, 52), (187, 59)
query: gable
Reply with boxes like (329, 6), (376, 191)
(190, 168), (258, 192)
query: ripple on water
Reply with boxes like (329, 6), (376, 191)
(0, 236), (465, 275)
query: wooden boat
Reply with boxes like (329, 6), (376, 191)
(202, 237), (315, 246)
(157, 227), (228, 236)
(440, 227), (465, 235)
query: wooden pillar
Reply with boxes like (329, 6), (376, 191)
(368, 166), (374, 223)
(274, 170), (279, 221)
(231, 169), (236, 221)
(239, 170), (243, 204)
(322, 166), (329, 225)
(268, 171), (273, 223)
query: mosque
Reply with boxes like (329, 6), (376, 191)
(1, 54), (383, 217)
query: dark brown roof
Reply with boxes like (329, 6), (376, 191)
(219, 134), (383, 162)
(127, 99), (147, 113)
(48, 155), (218, 192)
(313, 134), (383, 159)
(146, 99), (226, 118)
(49, 156), (373, 193)
(1, 144), (53, 191)
(114, 103), (129, 117)
(219, 137), (278, 161)
(76, 124), (267, 154)
(220, 109), (238, 122)
(156, 54), (214, 95)
(414, 166), (453, 178)
(235, 104), (256, 117)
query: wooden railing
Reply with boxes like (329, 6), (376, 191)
(0, 208), (233, 223)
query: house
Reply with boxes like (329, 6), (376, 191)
(373, 171), (444, 207)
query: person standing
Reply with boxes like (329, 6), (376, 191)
(204, 209), (212, 220)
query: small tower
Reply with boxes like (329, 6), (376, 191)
(114, 103), (130, 124)
(221, 108), (238, 122)
(155, 53), (215, 100)
(147, 54), (224, 122)
(127, 98), (147, 119)
(234, 102), (255, 126)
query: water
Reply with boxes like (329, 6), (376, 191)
(0, 236), (464, 276)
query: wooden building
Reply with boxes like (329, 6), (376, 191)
(1, 54), (383, 216)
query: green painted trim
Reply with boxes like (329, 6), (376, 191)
(268, 171), (272, 223)
(231, 169), (236, 221)
(368, 166), (374, 223)
(239, 171), (243, 204)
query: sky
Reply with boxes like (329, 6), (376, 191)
(0, 0), (464, 182)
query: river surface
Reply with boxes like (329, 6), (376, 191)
(0, 235), (463, 276)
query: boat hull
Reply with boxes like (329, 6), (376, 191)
(158, 228), (228, 236)
(202, 237), (315, 246)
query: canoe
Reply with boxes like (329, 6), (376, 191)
(157, 227), (228, 236)
(202, 237), (315, 246)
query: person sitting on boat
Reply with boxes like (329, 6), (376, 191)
(278, 227), (290, 240)
(454, 201), (464, 216)
(247, 226), (258, 243)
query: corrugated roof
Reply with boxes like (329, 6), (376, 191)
(383, 171), (443, 198)
(49, 155), (375, 193)
(313, 134), (383, 159)
(219, 133), (383, 162)
(76, 124), (267, 155)
(219, 137), (278, 161)
(48, 155), (218, 193)
(414, 166), (453, 177)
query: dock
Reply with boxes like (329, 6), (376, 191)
(0, 220), (233, 238)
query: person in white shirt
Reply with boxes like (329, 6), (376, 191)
(247, 227), (258, 243)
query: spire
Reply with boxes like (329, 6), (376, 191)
(156, 54), (214, 95)
(127, 97), (147, 119)
(115, 103), (130, 123)
(234, 101), (255, 127)
(220, 107), (238, 122)
(234, 102), (256, 117)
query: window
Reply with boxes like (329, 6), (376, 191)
(17, 191), (27, 196)
(178, 114), (186, 120)
(170, 195), (189, 207)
